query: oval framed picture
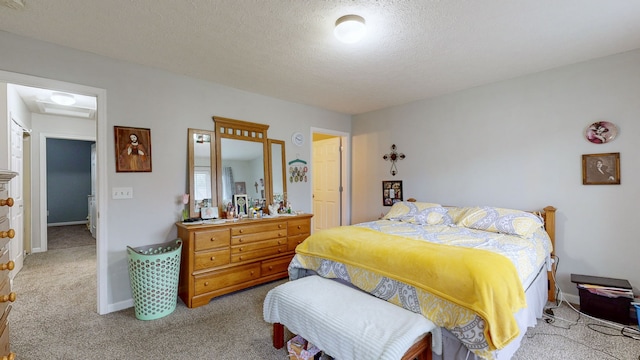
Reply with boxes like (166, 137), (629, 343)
(585, 121), (618, 144)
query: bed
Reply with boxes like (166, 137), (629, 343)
(287, 201), (556, 360)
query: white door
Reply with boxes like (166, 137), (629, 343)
(9, 120), (24, 278)
(312, 137), (342, 232)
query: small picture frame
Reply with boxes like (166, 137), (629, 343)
(200, 207), (218, 220)
(382, 180), (403, 206)
(234, 181), (247, 194)
(114, 126), (152, 172)
(582, 152), (620, 185)
(234, 194), (249, 215)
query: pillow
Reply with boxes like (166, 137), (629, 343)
(414, 206), (453, 225)
(456, 206), (543, 238)
(382, 201), (441, 223)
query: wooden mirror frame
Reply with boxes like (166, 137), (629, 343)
(187, 128), (216, 218)
(268, 139), (287, 208)
(213, 116), (271, 215)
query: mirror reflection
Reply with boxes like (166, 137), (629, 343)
(188, 129), (215, 218)
(269, 140), (286, 205)
(220, 138), (265, 209)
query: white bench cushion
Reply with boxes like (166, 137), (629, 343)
(264, 275), (440, 360)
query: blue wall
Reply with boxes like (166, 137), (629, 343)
(46, 139), (95, 224)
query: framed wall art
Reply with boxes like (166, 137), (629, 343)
(114, 126), (152, 172)
(234, 181), (247, 195)
(234, 194), (249, 215)
(382, 180), (403, 206)
(582, 152), (620, 185)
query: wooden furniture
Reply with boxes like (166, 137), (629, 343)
(187, 117), (288, 219)
(177, 214), (312, 308)
(0, 171), (17, 360)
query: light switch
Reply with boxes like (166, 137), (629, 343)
(112, 187), (133, 199)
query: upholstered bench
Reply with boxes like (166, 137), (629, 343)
(263, 275), (437, 360)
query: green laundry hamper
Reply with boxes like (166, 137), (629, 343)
(127, 239), (183, 320)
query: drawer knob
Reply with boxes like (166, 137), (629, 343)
(1, 352), (15, 360)
(238, 248), (243, 252)
(204, 281), (209, 287)
(238, 238), (243, 243)
(0, 292), (16, 303)
(239, 229), (244, 233)
(278, 224), (283, 228)
(209, 256), (215, 261)
(0, 229), (14, 239)
(269, 266), (273, 270)
(278, 249), (283, 253)
(250, 270), (255, 275)
(239, 256), (243, 261)
(297, 225), (302, 229)
(210, 237), (216, 242)
(0, 198), (13, 207)
(0, 261), (14, 271)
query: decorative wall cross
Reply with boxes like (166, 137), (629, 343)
(383, 144), (405, 176)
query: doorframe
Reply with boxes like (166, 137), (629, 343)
(310, 128), (351, 226)
(39, 133), (96, 252)
(0, 70), (109, 315)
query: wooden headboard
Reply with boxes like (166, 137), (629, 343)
(405, 199), (558, 302)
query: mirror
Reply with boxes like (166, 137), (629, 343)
(187, 117), (288, 218)
(187, 128), (216, 218)
(213, 117), (271, 216)
(268, 139), (287, 206)
(219, 138), (265, 209)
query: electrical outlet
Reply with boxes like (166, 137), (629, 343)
(112, 187), (133, 199)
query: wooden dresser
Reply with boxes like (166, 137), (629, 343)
(176, 214), (312, 308)
(0, 170), (17, 360)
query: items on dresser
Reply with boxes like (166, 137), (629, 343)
(176, 214), (312, 308)
(0, 170), (18, 359)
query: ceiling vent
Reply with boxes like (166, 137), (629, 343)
(35, 100), (96, 119)
(1, 0), (25, 10)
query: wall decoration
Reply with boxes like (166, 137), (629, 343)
(382, 180), (403, 206)
(582, 152), (620, 185)
(585, 121), (618, 144)
(114, 126), (152, 172)
(382, 144), (405, 176)
(234, 181), (247, 194)
(288, 158), (308, 183)
(234, 194), (249, 215)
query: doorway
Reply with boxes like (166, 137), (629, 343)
(1, 70), (108, 314)
(311, 129), (350, 232)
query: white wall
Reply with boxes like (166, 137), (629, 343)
(352, 49), (640, 302)
(0, 31), (351, 312)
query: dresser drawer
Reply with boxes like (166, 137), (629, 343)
(231, 222), (287, 236)
(231, 229), (287, 245)
(194, 229), (230, 251)
(0, 318), (8, 358)
(0, 277), (12, 317)
(261, 256), (293, 277)
(288, 234), (308, 252)
(194, 263), (260, 295)
(288, 219), (310, 236)
(231, 238), (287, 254)
(231, 245), (288, 263)
(193, 249), (230, 271)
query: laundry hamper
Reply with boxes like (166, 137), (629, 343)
(127, 239), (182, 320)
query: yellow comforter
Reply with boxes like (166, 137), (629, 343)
(295, 226), (526, 351)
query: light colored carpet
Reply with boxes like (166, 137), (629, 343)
(9, 227), (640, 359)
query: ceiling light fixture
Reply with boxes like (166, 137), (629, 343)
(334, 14), (366, 44)
(50, 92), (76, 106)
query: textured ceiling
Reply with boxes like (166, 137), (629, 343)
(1, 1), (640, 115)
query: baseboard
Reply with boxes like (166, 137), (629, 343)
(108, 298), (134, 314)
(48, 221), (88, 227)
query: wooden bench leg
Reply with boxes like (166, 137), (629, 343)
(273, 323), (285, 349)
(401, 333), (432, 360)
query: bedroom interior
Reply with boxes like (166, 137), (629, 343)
(1, 1), (640, 359)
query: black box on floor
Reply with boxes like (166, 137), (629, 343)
(571, 274), (633, 325)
